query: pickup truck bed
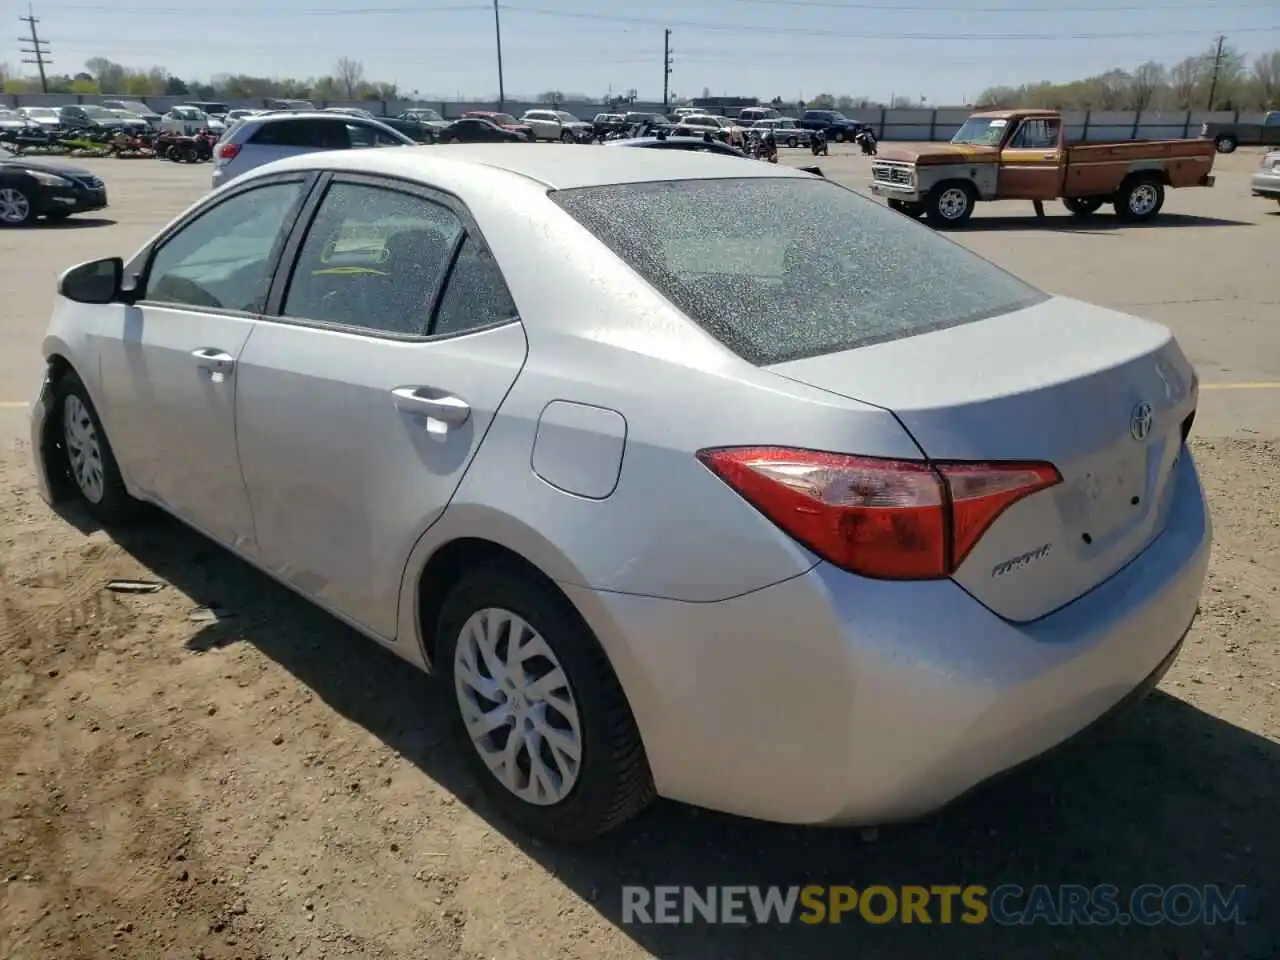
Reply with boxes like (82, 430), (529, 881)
(1063, 138), (1218, 196)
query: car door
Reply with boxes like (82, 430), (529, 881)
(95, 173), (316, 554)
(998, 117), (1064, 200)
(233, 173), (528, 639)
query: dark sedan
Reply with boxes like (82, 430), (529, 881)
(0, 158), (107, 226)
(437, 117), (526, 144)
(378, 116), (438, 143)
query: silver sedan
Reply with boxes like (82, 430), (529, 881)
(1251, 150), (1280, 205)
(32, 145), (1210, 842)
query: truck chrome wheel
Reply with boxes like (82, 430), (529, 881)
(935, 187), (970, 219)
(1127, 183), (1160, 217)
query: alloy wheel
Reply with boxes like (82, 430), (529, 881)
(453, 607), (583, 806)
(62, 394), (106, 503)
(0, 188), (31, 224)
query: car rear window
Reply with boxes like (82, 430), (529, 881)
(549, 177), (1045, 365)
(249, 118), (347, 149)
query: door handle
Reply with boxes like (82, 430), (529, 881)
(192, 348), (235, 373)
(1043, 152), (1056, 159)
(392, 387), (471, 429)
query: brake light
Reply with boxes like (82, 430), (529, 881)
(217, 143), (241, 161)
(697, 447), (1060, 580)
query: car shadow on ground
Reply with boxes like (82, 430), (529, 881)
(31, 216), (117, 229)
(960, 212), (1252, 233)
(73, 509), (1280, 960)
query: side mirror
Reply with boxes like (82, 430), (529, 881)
(58, 257), (125, 305)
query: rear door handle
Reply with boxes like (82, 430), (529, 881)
(1043, 152), (1057, 159)
(192, 348), (235, 374)
(392, 387), (471, 430)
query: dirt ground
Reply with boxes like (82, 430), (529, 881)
(1, 146), (1278, 960)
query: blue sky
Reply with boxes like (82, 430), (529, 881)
(14, 0), (1280, 103)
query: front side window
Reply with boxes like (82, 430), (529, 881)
(281, 181), (464, 335)
(551, 177), (1045, 365)
(146, 180), (306, 312)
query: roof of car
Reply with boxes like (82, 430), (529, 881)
(263, 142), (810, 190)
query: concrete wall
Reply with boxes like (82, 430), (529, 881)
(1, 93), (1268, 141)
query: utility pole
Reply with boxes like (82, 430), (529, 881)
(1206, 34), (1226, 111)
(663, 28), (672, 108)
(19, 4), (51, 94)
(493, 0), (505, 111)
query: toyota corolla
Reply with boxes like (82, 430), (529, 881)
(31, 145), (1209, 842)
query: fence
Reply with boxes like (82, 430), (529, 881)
(1, 92), (1268, 142)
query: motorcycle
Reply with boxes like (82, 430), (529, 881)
(750, 132), (778, 163)
(856, 129), (877, 156)
(809, 131), (829, 157)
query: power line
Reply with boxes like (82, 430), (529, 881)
(19, 4), (52, 93)
(725, 0), (1273, 10)
(39, 0), (1276, 11)
(498, 7), (1280, 41)
(663, 28), (672, 107)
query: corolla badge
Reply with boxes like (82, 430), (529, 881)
(1130, 401), (1154, 441)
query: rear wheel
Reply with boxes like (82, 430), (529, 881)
(833, 129), (846, 143)
(1214, 134), (1237, 154)
(437, 563), (654, 843)
(1063, 197), (1105, 217)
(925, 182), (976, 228)
(1115, 178), (1165, 222)
(786, 136), (798, 148)
(559, 130), (574, 143)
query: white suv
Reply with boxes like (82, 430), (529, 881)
(211, 112), (415, 190)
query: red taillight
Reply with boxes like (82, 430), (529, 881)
(217, 143), (241, 160)
(697, 447), (1060, 580)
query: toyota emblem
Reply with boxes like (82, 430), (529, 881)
(1130, 401), (1154, 441)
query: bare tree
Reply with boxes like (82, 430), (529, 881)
(1128, 61), (1166, 111)
(1253, 51), (1280, 108)
(333, 57), (365, 100)
(1169, 56), (1204, 109)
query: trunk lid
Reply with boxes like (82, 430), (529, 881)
(767, 296), (1198, 623)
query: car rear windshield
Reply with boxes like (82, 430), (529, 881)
(550, 177), (1045, 365)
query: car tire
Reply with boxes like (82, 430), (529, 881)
(1114, 177), (1165, 222)
(834, 129), (846, 143)
(54, 372), (144, 524)
(1063, 197), (1104, 217)
(786, 136), (798, 148)
(436, 562), (655, 843)
(1214, 134), (1237, 154)
(559, 130), (575, 143)
(0, 186), (34, 227)
(925, 181), (977, 228)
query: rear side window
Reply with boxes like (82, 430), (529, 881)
(250, 119), (348, 149)
(551, 178), (1045, 365)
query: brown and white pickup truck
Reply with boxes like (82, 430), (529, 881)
(869, 108), (1217, 228)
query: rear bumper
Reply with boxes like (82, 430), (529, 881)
(566, 449), (1211, 826)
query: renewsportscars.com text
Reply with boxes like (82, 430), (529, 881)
(621, 884), (1249, 926)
